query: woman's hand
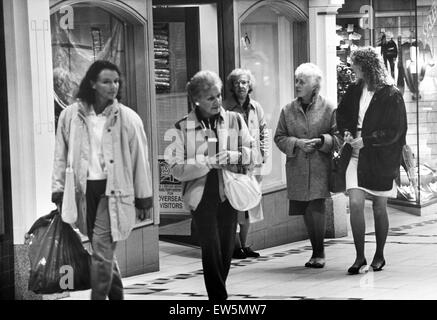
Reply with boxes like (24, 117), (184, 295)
(215, 150), (240, 165)
(350, 137), (364, 150)
(296, 139), (316, 153)
(137, 208), (149, 221)
(308, 138), (322, 148)
(56, 202), (62, 214)
(344, 131), (353, 144)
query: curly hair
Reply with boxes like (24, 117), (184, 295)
(186, 70), (222, 104)
(226, 68), (255, 94)
(351, 46), (394, 91)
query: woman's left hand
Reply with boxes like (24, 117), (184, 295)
(350, 137), (364, 150)
(137, 208), (149, 221)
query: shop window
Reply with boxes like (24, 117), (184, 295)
(337, 0), (437, 208)
(51, 4), (131, 126)
(239, 4), (308, 191)
(153, 7), (202, 217)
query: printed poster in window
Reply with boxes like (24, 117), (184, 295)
(158, 157), (188, 214)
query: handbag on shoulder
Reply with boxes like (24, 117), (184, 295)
(61, 117), (78, 224)
(222, 170), (262, 211)
(329, 142), (352, 193)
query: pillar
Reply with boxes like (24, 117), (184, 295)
(4, 0), (56, 299)
(309, 0), (344, 106)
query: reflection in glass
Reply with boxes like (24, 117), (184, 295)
(51, 5), (128, 124)
(240, 5), (307, 189)
(337, 0), (437, 207)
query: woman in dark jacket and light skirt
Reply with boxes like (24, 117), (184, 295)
(336, 47), (407, 274)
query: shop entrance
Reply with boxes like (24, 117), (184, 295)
(153, 3), (219, 245)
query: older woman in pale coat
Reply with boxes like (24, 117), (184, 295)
(223, 68), (269, 259)
(274, 63), (336, 268)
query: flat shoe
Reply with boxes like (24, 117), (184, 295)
(305, 258), (316, 268)
(371, 260), (386, 271)
(242, 247), (260, 258)
(305, 258), (325, 268)
(232, 248), (246, 259)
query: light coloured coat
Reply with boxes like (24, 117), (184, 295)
(274, 94), (336, 201)
(52, 100), (153, 242)
(223, 96), (269, 222)
(167, 107), (257, 212)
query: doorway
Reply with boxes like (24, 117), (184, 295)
(153, 4), (219, 245)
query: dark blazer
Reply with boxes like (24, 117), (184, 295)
(336, 81), (407, 191)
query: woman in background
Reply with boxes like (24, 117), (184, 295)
(224, 68), (269, 259)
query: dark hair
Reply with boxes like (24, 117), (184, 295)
(76, 60), (123, 105)
(351, 46), (393, 91)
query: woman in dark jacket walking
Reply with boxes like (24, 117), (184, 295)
(337, 47), (407, 274)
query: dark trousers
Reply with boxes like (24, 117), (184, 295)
(383, 55), (396, 78)
(86, 180), (124, 300)
(192, 170), (237, 301)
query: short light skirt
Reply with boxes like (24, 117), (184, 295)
(346, 155), (397, 198)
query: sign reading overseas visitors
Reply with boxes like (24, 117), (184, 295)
(158, 157), (187, 213)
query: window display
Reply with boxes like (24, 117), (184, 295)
(154, 23), (171, 94)
(239, 4), (308, 191)
(337, 0), (437, 208)
(51, 5), (130, 126)
(154, 19), (190, 214)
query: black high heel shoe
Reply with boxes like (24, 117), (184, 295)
(347, 259), (368, 275)
(371, 260), (386, 272)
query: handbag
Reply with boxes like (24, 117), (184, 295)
(222, 170), (262, 211)
(385, 46), (397, 58)
(329, 142), (352, 193)
(61, 117), (78, 224)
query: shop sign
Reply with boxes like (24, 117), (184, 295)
(158, 157), (187, 213)
(359, 5), (374, 30)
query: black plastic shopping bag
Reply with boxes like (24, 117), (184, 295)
(27, 209), (91, 294)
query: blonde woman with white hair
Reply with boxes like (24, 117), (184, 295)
(274, 63), (336, 268)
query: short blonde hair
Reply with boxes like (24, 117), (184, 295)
(186, 70), (222, 103)
(294, 63), (323, 91)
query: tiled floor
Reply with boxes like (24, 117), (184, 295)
(64, 201), (437, 300)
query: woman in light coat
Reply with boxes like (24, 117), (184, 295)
(52, 60), (153, 299)
(274, 63), (336, 268)
(167, 70), (257, 301)
(223, 68), (269, 259)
